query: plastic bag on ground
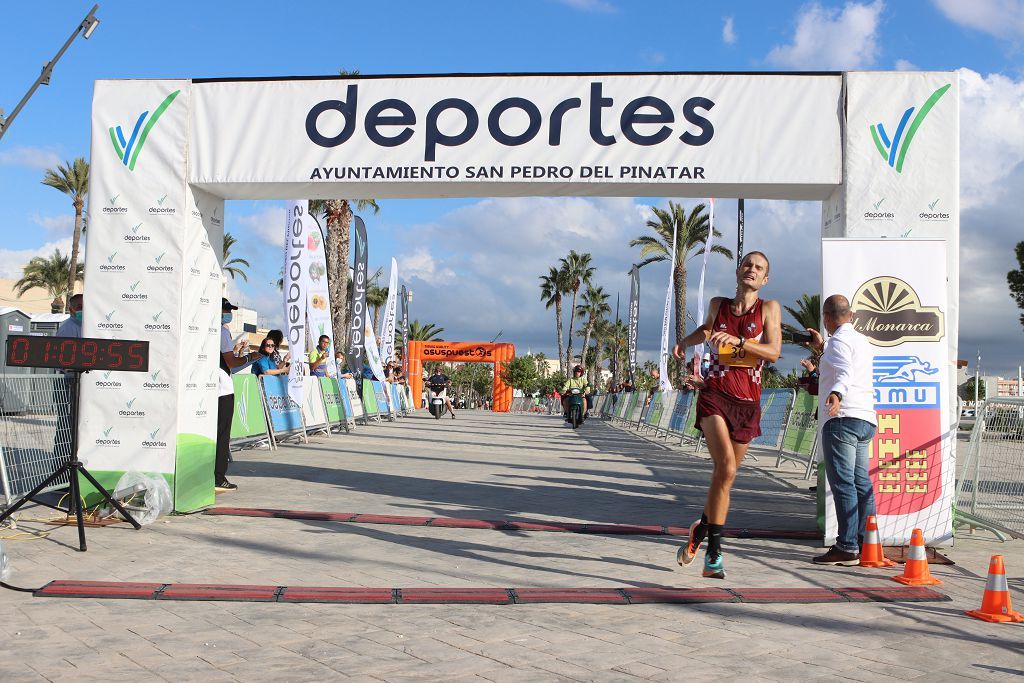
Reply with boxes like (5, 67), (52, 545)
(0, 540), (9, 581)
(113, 471), (172, 525)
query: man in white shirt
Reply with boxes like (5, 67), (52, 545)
(56, 294), (83, 338)
(217, 298), (260, 492)
(807, 294), (878, 565)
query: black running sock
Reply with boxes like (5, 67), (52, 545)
(691, 513), (709, 547)
(706, 524), (724, 560)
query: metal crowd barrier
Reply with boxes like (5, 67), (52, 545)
(955, 397), (1024, 540)
(0, 374), (73, 508)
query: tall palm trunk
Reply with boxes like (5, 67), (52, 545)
(565, 287), (580, 369)
(554, 297), (565, 376)
(65, 198), (84, 312)
(325, 200), (352, 350)
(673, 263), (688, 386)
(580, 323), (593, 379)
(372, 306), (382, 332)
(590, 335), (602, 389)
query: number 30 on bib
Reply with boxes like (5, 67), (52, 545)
(718, 342), (758, 368)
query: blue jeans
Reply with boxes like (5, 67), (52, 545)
(822, 417), (877, 553)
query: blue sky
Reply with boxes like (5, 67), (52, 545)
(2, 0), (1024, 377)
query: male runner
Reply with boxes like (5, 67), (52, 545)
(672, 251), (781, 578)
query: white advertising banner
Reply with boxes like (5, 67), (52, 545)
(306, 216), (338, 378)
(363, 319), (387, 382)
(188, 74), (842, 200)
(283, 200), (311, 407)
(822, 239), (952, 546)
(822, 71), (959, 430)
(378, 258), (399, 364)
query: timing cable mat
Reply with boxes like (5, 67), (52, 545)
(34, 580), (949, 605)
(205, 507), (820, 540)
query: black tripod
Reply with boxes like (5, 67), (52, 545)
(0, 370), (141, 551)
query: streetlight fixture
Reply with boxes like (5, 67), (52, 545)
(0, 4), (101, 142)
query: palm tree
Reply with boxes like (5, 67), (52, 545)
(366, 284), (389, 331)
(630, 201), (732, 384)
(41, 158), (88, 312)
(576, 284), (611, 379)
(407, 320), (445, 341)
(588, 317), (613, 389)
(559, 250), (594, 370)
(783, 293), (821, 355)
(602, 318), (628, 386)
(15, 249), (83, 313)
(222, 232), (250, 282)
(539, 266), (570, 375)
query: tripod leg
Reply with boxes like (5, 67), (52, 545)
(77, 466), (142, 530)
(0, 463), (73, 526)
(69, 466), (87, 552)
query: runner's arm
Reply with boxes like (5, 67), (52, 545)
(673, 298), (721, 358)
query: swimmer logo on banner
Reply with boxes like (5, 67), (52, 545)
(822, 239), (951, 546)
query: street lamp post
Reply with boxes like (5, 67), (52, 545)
(0, 5), (101, 142)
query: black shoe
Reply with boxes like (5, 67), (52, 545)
(215, 480), (238, 493)
(812, 546), (860, 565)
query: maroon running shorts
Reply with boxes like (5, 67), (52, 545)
(695, 387), (762, 444)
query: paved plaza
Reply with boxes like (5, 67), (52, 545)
(1, 410), (1021, 681)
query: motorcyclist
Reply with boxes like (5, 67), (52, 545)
(561, 365), (591, 422)
(425, 369), (456, 419)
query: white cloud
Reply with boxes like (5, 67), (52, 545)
(640, 49), (666, 65)
(234, 205), (287, 245)
(958, 68), (1024, 209)
(31, 213), (74, 235)
(894, 59), (918, 71)
(555, 0), (615, 12)
(932, 0), (1024, 40)
(722, 16), (737, 45)
(0, 238), (73, 279)
(0, 146), (62, 170)
(766, 1), (884, 70)
(398, 246), (455, 285)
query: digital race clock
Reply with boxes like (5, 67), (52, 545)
(5, 335), (149, 372)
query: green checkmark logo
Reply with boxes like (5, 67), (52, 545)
(873, 198), (885, 210)
(928, 198), (939, 210)
(131, 223), (142, 234)
(126, 398), (136, 409)
(152, 311), (163, 322)
(110, 194), (119, 204)
(107, 251), (118, 263)
(103, 427), (113, 437)
(130, 281), (140, 291)
(157, 194), (167, 206)
(105, 310), (115, 321)
(901, 228), (913, 237)
(151, 370), (161, 381)
(148, 428), (160, 440)
(155, 252), (165, 263)
(103, 371), (112, 379)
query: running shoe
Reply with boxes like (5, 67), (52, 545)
(702, 554), (726, 579)
(676, 519), (704, 567)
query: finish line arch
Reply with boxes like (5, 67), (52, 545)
(79, 70), (960, 538)
(407, 341), (515, 413)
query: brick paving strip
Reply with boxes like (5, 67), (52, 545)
(34, 580), (949, 605)
(205, 506), (821, 539)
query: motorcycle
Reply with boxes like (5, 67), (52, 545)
(427, 385), (447, 419)
(565, 387), (585, 429)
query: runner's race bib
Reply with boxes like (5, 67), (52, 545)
(718, 342), (758, 368)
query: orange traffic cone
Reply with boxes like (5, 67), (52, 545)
(965, 555), (1024, 623)
(892, 528), (942, 586)
(859, 515), (896, 568)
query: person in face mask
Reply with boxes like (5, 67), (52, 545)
(56, 293), (84, 337)
(216, 298), (259, 492)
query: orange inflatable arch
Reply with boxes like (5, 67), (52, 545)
(407, 341), (515, 412)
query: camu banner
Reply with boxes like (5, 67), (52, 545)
(822, 239), (951, 546)
(345, 216), (369, 378)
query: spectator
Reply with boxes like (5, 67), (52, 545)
(267, 329), (288, 366)
(308, 335), (331, 377)
(252, 337), (288, 376)
(57, 293), (83, 338)
(218, 298), (260, 492)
